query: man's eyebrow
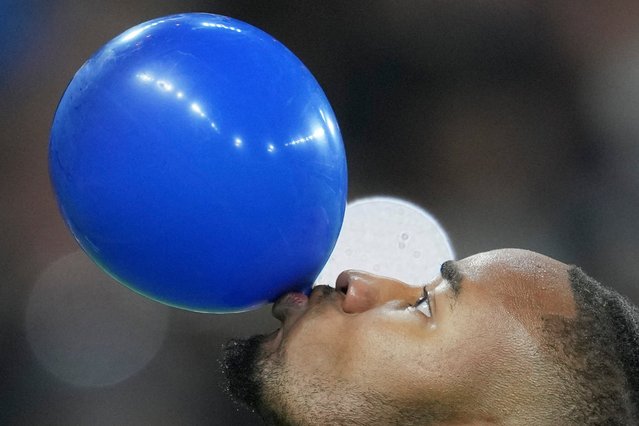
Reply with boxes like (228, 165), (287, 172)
(440, 260), (463, 298)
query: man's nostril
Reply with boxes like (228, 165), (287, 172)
(335, 271), (352, 295)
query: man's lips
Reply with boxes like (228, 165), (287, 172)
(265, 286), (344, 352)
(272, 291), (309, 322)
(271, 285), (341, 324)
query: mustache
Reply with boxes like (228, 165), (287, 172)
(221, 334), (269, 410)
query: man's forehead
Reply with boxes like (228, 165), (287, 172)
(457, 249), (577, 319)
(459, 249), (568, 278)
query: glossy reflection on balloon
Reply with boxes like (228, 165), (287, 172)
(49, 13), (347, 313)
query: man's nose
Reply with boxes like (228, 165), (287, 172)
(335, 270), (420, 313)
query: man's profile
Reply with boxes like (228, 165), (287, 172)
(223, 249), (639, 425)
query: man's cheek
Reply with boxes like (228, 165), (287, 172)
(284, 319), (354, 376)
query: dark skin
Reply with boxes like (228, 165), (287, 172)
(228, 249), (580, 425)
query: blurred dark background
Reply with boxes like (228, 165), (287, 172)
(3, 0), (639, 424)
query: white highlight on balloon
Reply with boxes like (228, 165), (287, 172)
(135, 71), (220, 133)
(201, 21), (243, 33)
(120, 20), (164, 43)
(25, 251), (170, 387)
(314, 197), (455, 287)
(190, 102), (206, 117)
(319, 108), (337, 138)
(156, 80), (173, 92)
(137, 72), (154, 83)
(284, 127), (326, 147)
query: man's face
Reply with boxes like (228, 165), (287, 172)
(224, 249), (577, 425)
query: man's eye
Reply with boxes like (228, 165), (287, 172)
(410, 288), (432, 318)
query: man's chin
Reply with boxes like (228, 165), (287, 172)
(221, 334), (269, 411)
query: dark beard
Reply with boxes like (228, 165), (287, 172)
(221, 334), (269, 411)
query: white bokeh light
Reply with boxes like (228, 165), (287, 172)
(26, 251), (170, 387)
(314, 197), (455, 287)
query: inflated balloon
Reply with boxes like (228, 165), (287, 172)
(49, 13), (347, 313)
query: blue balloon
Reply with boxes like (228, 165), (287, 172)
(49, 13), (347, 313)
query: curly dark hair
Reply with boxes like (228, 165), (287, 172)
(541, 267), (639, 424)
